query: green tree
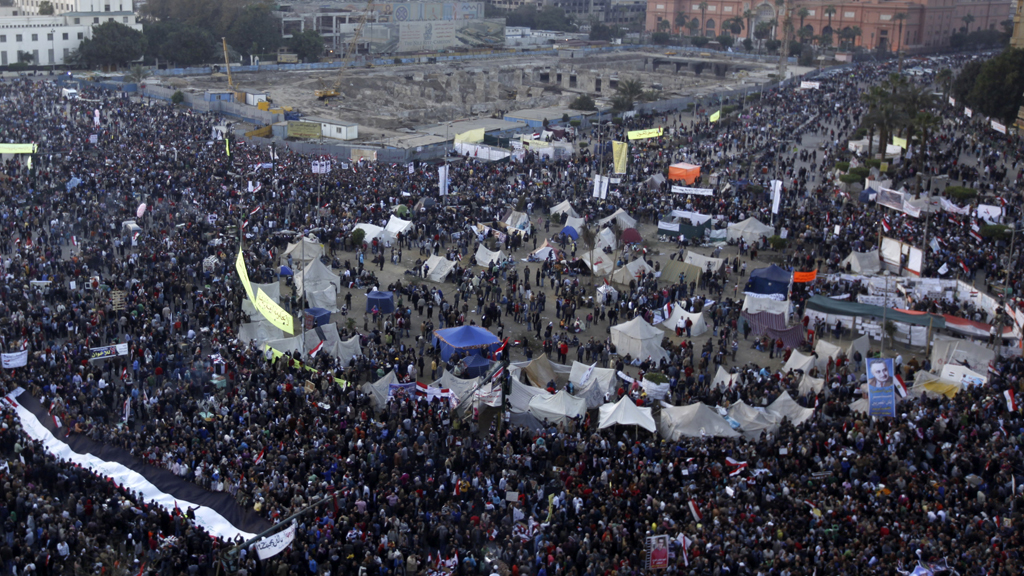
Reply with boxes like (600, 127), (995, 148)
(143, 0), (247, 38)
(124, 64), (152, 84)
(717, 33), (734, 48)
(797, 7), (810, 39)
(145, 21), (215, 66)
(589, 23), (614, 41)
(171, 90), (185, 104)
(226, 3), (281, 57)
(686, 18), (700, 36)
(964, 48), (1024, 123)
(657, 19), (671, 33)
(727, 16), (744, 35)
(961, 13), (974, 33)
(536, 5), (577, 31)
(675, 11), (689, 34)
(764, 38), (781, 53)
(77, 21), (146, 68)
(289, 29), (324, 62)
(951, 59), (983, 102)
(742, 9), (755, 39)
(569, 94), (597, 111)
(742, 37), (754, 52)
(936, 67), (953, 100)
(611, 78), (647, 112)
(652, 31), (671, 44)
(17, 51), (34, 63)
(691, 35), (710, 48)
(38, 1), (54, 14)
(824, 5), (836, 39)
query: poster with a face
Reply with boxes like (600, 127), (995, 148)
(867, 358), (896, 418)
(648, 535), (670, 570)
(866, 357), (893, 388)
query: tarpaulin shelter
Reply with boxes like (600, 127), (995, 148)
(683, 251), (725, 272)
(295, 258), (340, 297)
(564, 216), (586, 232)
(303, 307), (331, 328)
(598, 397), (656, 433)
(659, 403), (740, 440)
(475, 245), (507, 267)
(804, 296), (945, 328)
(581, 250), (614, 277)
(840, 250), (882, 274)
(503, 210), (532, 235)
(727, 401), (780, 440)
(597, 228), (618, 251)
(432, 325), (501, 361)
(610, 258), (654, 286)
(621, 228), (642, 244)
(561, 226), (579, 240)
(353, 223), (384, 243)
(766, 392), (814, 425)
(238, 321), (285, 349)
(528, 390), (587, 427)
(279, 265), (293, 276)
(930, 336), (995, 372)
(459, 354), (492, 378)
(510, 355), (571, 388)
(525, 240), (562, 262)
(668, 162), (701, 184)
(726, 218), (774, 244)
(509, 376), (549, 413)
(745, 265), (791, 297)
(280, 236), (323, 266)
(251, 282), (280, 303)
(422, 255), (456, 282)
(660, 304), (708, 336)
(550, 200), (579, 219)
(569, 361), (617, 408)
(813, 339), (843, 371)
(363, 371), (401, 409)
(306, 287), (339, 312)
(661, 259), (703, 288)
(382, 215), (413, 244)
(782, 350), (815, 373)
(798, 374), (826, 397)
(712, 366), (739, 391)
(598, 209), (637, 229)
(644, 173), (667, 190)
(365, 290), (395, 314)
(742, 296), (790, 323)
(596, 283), (618, 304)
(266, 326), (361, 364)
(611, 317), (669, 362)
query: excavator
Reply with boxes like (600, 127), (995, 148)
(315, 0), (375, 100)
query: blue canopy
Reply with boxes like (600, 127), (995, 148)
(460, 354), (493, 378)
(366, 290), (395, 314)
(432, 325), (500, 361)
(304, 307), (331, 327)
(744, 264), (791, 296)
(279, 265), (293, 276)
(561, 226), (579, 240)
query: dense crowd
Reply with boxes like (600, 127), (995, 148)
(0, 51), (1019, 576)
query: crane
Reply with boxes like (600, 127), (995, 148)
(222, 37), (235, 90)
(315, 0), (375, 99)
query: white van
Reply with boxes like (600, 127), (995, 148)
(61, 87), (78, 99)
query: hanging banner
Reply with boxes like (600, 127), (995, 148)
(254, 288), (296, 334)
(771, 188), (781, 214)
(593, 175), (609, 199)
(612, 141), (628, 174)
(964, 108), (973, 118)
(646, 534), (670, 570)
(255, 523), (297, 560)
(311, 160), (332, 174)
(799, 81), (820, 89)
(235, 250), (256, 302)
(948, 96), (955, 106)
(793, 270), (817, 283)
(89, 343), (129, 360)
(438, 165), (450, 196)
(1, 351), (28, 369)
(626, 127), (662, 140)
(892, 136), (907, 149)
(93, 109), (100, 127)
(709, 110), (721, 123)
(867, 358), (896, 418)
(991, 121), (1007, 134)
(670, 186), (713, 196)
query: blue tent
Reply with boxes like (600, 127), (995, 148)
(744, 264), (792, 297)
(432, 325), (501, 361)
(561, 226), (579, 240)
(460, 354), (493, 378)
(279, 265), (293, 276)
(366, 290), (395, 314)
(304, 307), (331, 328)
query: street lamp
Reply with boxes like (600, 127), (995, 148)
(50, 28), (55, 72)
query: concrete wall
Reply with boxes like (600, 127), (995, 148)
(139, 84), (284, 126)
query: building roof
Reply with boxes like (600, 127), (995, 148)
(504, 106), (595, 123)
(417, 117), (527, 137)
(299, 115), (358, 127)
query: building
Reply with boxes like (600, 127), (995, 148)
(0, 7), (141, 66)
(1011, 0), (1024, 46)
(16, 0), (133, 15)
(646, 0), (1010, 49)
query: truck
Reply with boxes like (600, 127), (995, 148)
(61, 87), (78, 99)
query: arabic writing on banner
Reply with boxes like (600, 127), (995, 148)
(627, 127), (663, 140)
(670, 186), (714, 196)
(89, 343), (129, 360)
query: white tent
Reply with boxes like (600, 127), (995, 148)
(581, 250), (614, 277)
(782, 350), (815, 373)
(598, 209), (637, 229)
(798, 374), (826, 397)
(847, 335), (870, 360)
(611, 317), (668, 362)
(840, 250), (882, 274)
(727, 401), (780, 440)
(422, 255), (456, 282)
(354, 223), (384, 243)
(363, 370), (400, 408)
(767, 392), (814, 425)
(550, 200), (579, 219)
(597, 228), (618, 251)
(266, 325), (361, 365)
(564, 216), (586, 232)
(431, 370), (479, 406)
(661, 305), (708, 337)
(280, 237), (323, 266)
(382, 215), (414, 244)
(930, 336), (995, 372)
(295, 257), (340, 296)
(251, 282), (281, 303)
(711, 366), (739, 391)
(742, 296), (790, 323)
(598, 397), (656, 433)
(238, 321), (285, 348)
(596, 283), (619, 304)
(504, 210), (532, 235)
(683, 251), (726, 272)
(813, 340), (843, 371)
(569, 361), (616, 399)
(659, 403), (740, 440)
(306, 287), (339, 312)
(610, 258), (654, 286)
(527, 390), (587, 426)
(525, 240), (561, 262)
(475, 245), (507, 267)
(509, 376), (549, 413)
(726, 217), (774, 244)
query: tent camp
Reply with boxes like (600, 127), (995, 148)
(503, 210), (532, 235)
(569, 361), (616, 408)
(381, 215), (413, 244)
(727, 218), (774, 244)
(610, 258), (654, 286)
(511, 355), (571, 388)
(598, 209), (637, 229)
(295, 258), (340, 297)
(727, 401), (780, 440)
(306, 287), (338, 312)
(303, 307), (331, 328)
(433, 325), (501, 361)
(742, 296), (790, 323)
(745, 265), (791, 297)
(668, 162), (701, 184)
(661, 259), (702, 288)
(813, 340), (843, 371)
(597, 228), (618, 251)
(683, 251), (725, 272)
(431, 370), (480, 406)
(930, 335), (996, 371)
(550, 200), (579, 219)
(528, 390), (587, 427)
(782, 350), (815, 373)
(798, 374), (826, 397)
(564, 216), (586, 233)
(526, 240), (562, 262)
(644, 173), (667, 190)
(238, 321), (285, 348)
(266, 326), (361, 364)
(598, 397), (656, 433)
(509, 376), (549, 413)
(366, 290), (395, 313)
(353, 223), (384, 243)
(580, 250), (614, 277)
(767, 392), (814, 425)
(711, 366), (739, 391)
(596, 283), (618, 305)
(251, 282), (281, 303)
(459, 354), (492, 378)
(280, 236), (323, 266)
(363, 371), (405, 409)
(611, 317), (669, 362)
(422, 255), (456, 282)
(660, 304), (708, 337)
(475, 245), (507, 267)
(840, 250), (882, 274)
(659, 403), (740, 439)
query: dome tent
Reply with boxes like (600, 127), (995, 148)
(365, 290), (395, 314)
(610, 317), (668, 362)
(744, 264), (791, 298)
(432, 325), (501, 362)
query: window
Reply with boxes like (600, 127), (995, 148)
(0, 52), (5, 66)
(77, 32), (83, 39)
(707, 5), (715, 11)
(844, 11), (854, 18)
(104, 4), (110, 10)
(0, 36), (5, 42)
(62, 33), (68, 40)
(46, 33), (52, 41)
(31, 34), (37, 41)
(73, 17), (79, 24)
(63, 48), (68, 59)
(15, 35), (22, 42)
(93, 17), (99, 23)
(723, 6), (732, 12)
(880, 14), (892, 21)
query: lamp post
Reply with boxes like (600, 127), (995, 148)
(50, 28), (55, 71)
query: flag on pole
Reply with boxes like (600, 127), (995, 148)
(250, 205), (262, 216)
(687, 500), (702, 522)
(709, 110), (721, 123)
(308, 340), (324, 357)
(881, 219), (892, 233)
(895, 374), (908, 398)
(254, 448), (265, 464)
(725, 457), (748, 476)
(71, 236), (78, 247)
(1006, 389), (1018, 411)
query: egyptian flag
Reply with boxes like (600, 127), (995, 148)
(495, 338), (509, 357)
(895, 374), (908, 398)
(133, 231), (141, 243)
(309, 325), (327, 357)
(242, 219), (249, 230)
(121, 366), (129, 381)
(250, 205), (262, 216)
(25, 237), (31, 248)
(881, 219), (892, 233)
(254, 448), (265, 465)
(1006, 389), (1018, 412)
(491, 365), (506, 382)
(71, 236), (78, 247)
(970, 229), (983, 243)
(960, 260), (970, 274)
(725, 457), (748, 476)
(687, 500), (702, 523)
(123, 398), (131, 423)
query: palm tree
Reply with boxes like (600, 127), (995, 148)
(847, 25), (862, 49)
(687, 18), (700, 36)
(797, 7), (810, 40)
(961, 13), (975, 33)
(728, 16), (744, 36)
(675, 10), (689, 35)
(894, 12), (907, 69)
(755, 21), (773, 53)
(909, 111), (940, 197)
(773, 0), (785, 39)
(579, 226), (598, 288)
(743, 9), (755, 40)
(936, 68), (953, 101)
(824, 5), (836, 35)
(699, 2), (709, 36)
(125, 64), (152, 84)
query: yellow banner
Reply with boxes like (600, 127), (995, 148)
(627, 127), (662, 141)
(612, 141), (628, 174)
(892, 136), (907, 149)
(264, 345), (351, 388)
(235, 250), (255, 302)
(709, 110), (721, 123)
(454, 128), (485, 144)
(255, 288), (296, 334)
(0, 143), (37, 154)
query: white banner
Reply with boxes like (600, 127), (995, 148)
(991, 121), (1007, 134)
(1, 350), (27, 369)
(771, 188), (781, 215)
(799, 81), (820, 89)
(965, 108), (973, 118)
(438, 165), (450, 196)
(670, 186), (713, 196)
(255, 522), (297, 560)
(593, 175), (609, 199)
(311, 160), (332, 174)
(948, 96), (955, 106)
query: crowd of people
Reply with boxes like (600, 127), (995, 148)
(0, 50), (1019, 576)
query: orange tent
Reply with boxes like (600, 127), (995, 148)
(668, 163), (701, 184)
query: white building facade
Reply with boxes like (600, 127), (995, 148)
(15, 0), (134, 15)
(0, 7), (141, 66)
